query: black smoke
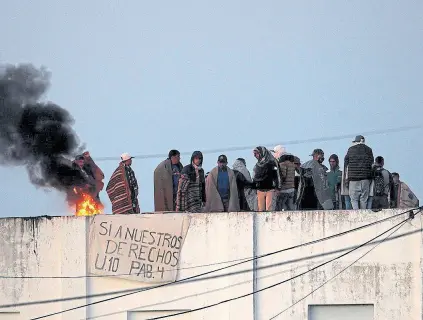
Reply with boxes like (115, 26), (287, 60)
(0, 63), (88, 193)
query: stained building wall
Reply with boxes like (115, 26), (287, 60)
(0, 210), (421, 320)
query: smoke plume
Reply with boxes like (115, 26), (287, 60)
(0, 63), (88, 192)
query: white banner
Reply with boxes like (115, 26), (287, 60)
(88, 214), (191, 283)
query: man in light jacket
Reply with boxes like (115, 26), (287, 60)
(204, 155), (240, 212)
(154, 150), (183, 212)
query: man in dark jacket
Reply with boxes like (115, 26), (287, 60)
(272, 145), (296, 211)
(344, 135), (374, 210)
(297, 149), (333, 210)
(371, 156), (394, 210)
(253, 146), (279, 211)
(327, 154), (342, 209)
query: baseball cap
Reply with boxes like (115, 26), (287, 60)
(75, 155), (84, 161)
(352, 135), (365, 143)
(310, 149), (324, 156)
(121, 153), (133, 161)
(218, 155), (228, 163)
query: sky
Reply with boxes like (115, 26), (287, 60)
(0, 0), (422, 217)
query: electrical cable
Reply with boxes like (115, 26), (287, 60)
(93, 124), (423, 161)
(28, 207), (420, 319)
(0, 208), (413, 280)
(1, 225), (421, 311)
(145, 212), (418, 319)
(267, 210), (419, 319)
(87, 213), (419, 320)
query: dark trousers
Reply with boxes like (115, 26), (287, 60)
(372, 195), (390, 210)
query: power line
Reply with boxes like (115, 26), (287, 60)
(146, 213), (417, 319)
(2, 226), (421, 311)
(85, 224), (421, 320)
(0, 208), (411, 280)
(267, 212), (415, 319)
(0, 211), (418, 311)
(28, 207), (419, 319)
(93, 124), (423, 161)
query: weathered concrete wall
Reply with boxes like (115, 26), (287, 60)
(0, 210), (421, 320)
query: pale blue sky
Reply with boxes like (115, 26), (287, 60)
(0, 1), (422, 216)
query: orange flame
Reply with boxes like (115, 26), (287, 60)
(73, 188), (104, 216)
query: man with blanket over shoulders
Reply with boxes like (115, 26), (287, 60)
(106, 153), (140, 214)
(296, 149), (333, 210)
(176, 151), (206, 213)
(204, 155), (240, 212)
(154, 150), (183, 212)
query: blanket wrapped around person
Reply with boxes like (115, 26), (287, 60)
(204, 166), (240, 212)
(106, 163), (140, 214)
(176, 151), (205, 213)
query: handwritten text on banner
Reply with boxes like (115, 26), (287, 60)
(88, 214), (191, 283)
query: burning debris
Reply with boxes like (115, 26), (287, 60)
(0, 63), (103, 215)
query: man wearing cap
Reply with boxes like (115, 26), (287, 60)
(344, 135), (374, 210)
(296, 149), (333, 210)
(153, 150), (183, 212)
(204, 155), (240, 212)
(106, 153), (140, 214)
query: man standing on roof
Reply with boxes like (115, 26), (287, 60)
(327, 154), (342, 209)
(176, 151), (206, 213)
(344, 135), (374, 209)
(296, 149), (333, 210)
(293, 156), (301, 206)
(273, 145), (296, 211)
(391, 172), (420, 208)
(82, 151), (104, 201)
(252, 146), (280, 211)
(371, 156), (394, 210)
(106, 153), (140, 214)
(205, 155), (240, 212)
(154, 150), (183, 212)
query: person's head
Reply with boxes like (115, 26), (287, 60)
(168, 149), (181, 165)
(328, 154), (339, 170)
(272, 145), (286, 159)
(121, 152), (133, 166)
(311, 149), (324, 164)
(253, 146), (266, 160)
(74, 155), (85, 168)
(217, 155), (228, 168)
(237, 158), (246, 167)
(294, 156), (301, 169)
(392, 172), (400, 184)
(352, 135), (365, 145)
(191, 151), (203, 167)
(375, 156), (384, 168)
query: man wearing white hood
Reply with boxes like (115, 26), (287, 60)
(273, 145), (296, 211)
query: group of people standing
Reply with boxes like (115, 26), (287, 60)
(151, 134), (419, 214)
(67, 134), (419, 215)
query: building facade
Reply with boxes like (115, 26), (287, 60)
(0, 209), (421, 320)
